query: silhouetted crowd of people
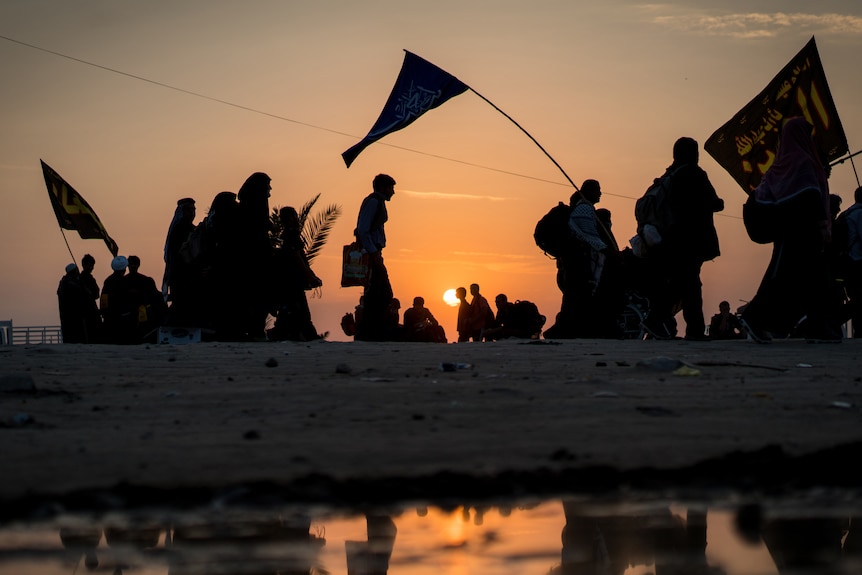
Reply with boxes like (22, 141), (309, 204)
(538, 124), (860, 343)
(58, 121), (862, 344)
(58, 254), (166, 344)
(58, 171), (324, 344)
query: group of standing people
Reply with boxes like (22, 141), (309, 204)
(57, 253), (166, 344)
(59, 171), (324, 344)
(59, 119), (861, 345)
(543, 137), (724, 341)
(539, 121), (859, 343)
(161, 171), (322, 342)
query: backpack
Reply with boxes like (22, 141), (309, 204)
(507, 300), (546, 335)
(340, 312), (356, 337)
(634, 166), (684, 247)
(179, 223), (207, 265)
(534, 202), (573, 258)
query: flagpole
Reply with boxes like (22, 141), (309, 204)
(467, 88), (580, 192)
(59, 229), (78, 268)
(829, 149), (862, 166)
(830, 149), (861, 187)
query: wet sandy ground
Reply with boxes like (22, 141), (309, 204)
(1, 338), (861, 513)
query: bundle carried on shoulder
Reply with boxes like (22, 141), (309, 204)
(534, 201), (573, 259)
(631, 166), (683, 257)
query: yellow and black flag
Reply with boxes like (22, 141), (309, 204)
(705, 36), (848, 194)
(41, 160), (119, 256)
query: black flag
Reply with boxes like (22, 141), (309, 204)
(705, 37), (847, 194)
(41, 160), (119, 256)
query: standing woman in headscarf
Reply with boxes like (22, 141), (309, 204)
(740, 117), (839, 342)
(235, 172), (276, 340)
(162, 197), (197, 325)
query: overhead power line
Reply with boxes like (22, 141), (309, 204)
(1, 33), (745, 219)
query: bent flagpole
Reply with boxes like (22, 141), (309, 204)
(342, 50), (579, 191)
(467, 86), (579, 191)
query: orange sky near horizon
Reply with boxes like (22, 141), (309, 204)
(2, 1), (861, 342)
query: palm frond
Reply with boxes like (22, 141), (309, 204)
(297, 194), (321, 230)
(270, 205), (284, 245)
(302, 203), (342, 263)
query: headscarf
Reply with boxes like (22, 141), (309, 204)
(206, 191), (238, 230)
(162, 198), (195, 298)
(753, 117), (829, 212)
(237, 172), (272, 228)
(163, 198), (196, 262)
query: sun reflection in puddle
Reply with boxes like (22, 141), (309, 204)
(1, 498), (852, 575)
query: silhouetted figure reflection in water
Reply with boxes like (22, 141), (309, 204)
(59, 525), (102, 570)
(170, 513), (323, 575)
(556, 500), (722, 575)
(345, 515), (397, 575)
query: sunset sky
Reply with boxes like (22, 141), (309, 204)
(2, 1), (861, 342)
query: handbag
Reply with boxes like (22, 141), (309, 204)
(341, 242), (371, 287)
(742, 196), (779, 244)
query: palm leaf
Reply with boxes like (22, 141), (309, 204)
(269, 195), (341, 264)
(302, 203), (342, 263)
(297, 193), (320, 230)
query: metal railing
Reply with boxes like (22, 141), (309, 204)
(0, 323), (63, 345)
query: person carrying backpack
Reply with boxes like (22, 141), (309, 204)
(639, 137), (724, 340)
(544, 179), (613, 338)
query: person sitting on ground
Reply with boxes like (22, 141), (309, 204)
(403, 296), (446, 342)
(709, 300), (744, 340)
(484, 294), (546, 340)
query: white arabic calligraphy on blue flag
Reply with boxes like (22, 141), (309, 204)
(342, 50), (469, 168)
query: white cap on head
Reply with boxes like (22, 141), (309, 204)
(111, 256), (128, 271)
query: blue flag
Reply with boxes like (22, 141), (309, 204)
(342, 51), (469, 167)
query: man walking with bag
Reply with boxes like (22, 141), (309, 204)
(354, 174), (397, 341)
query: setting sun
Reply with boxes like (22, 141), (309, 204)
(443, 289), (460, 307)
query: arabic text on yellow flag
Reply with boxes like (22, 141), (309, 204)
(705, 36), (848, 194)
(41, 160), (119, 256)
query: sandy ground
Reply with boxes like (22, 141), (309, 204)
(2, 338), (862, 515)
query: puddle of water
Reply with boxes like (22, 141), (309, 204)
(1, 495), (860, 575)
